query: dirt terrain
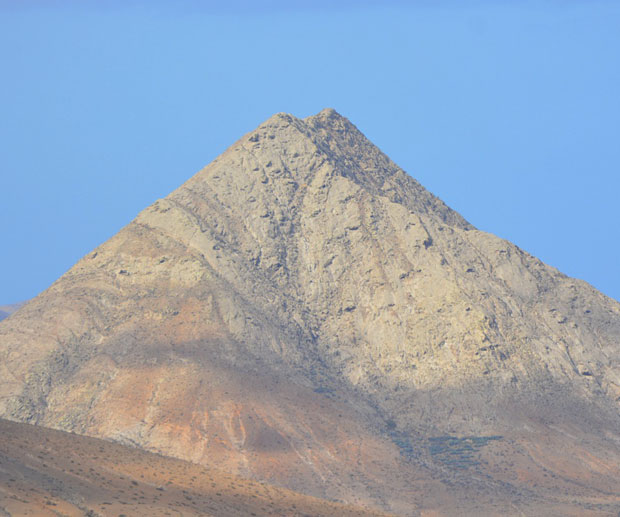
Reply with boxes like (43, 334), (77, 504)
(0, 418), (393, 516)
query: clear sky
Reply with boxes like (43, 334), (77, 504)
(1, 1), (619, 303)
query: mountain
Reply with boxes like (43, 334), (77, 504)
(0, 302), (24, 322)
(1, 109), (619, 516)
(0, 418), (391, 517)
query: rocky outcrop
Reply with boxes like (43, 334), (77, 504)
(1, 109), (619, 515)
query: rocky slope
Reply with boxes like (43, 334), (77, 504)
(1, 109), (619, 515)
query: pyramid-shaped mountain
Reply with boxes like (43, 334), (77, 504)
(1, 109), (619, 515)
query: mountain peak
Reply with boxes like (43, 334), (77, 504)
(204, 108), (467, 230)
(305, 107), (358, 134)
(256, 107), (350, 133)
(1, 110), (619, 515)
(257, 108), (353, 135)
(261, 111), (297, 125)
(315, 106), (339, 117)
(306, 107), (343, 121)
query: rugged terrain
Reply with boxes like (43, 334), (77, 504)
(1, 109), (619, 515)
(0, 417), (391, 516)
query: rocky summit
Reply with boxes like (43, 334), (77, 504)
(1, 109), (619, 516)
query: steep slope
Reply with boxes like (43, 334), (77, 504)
(0, 418), (392, 517)
(1, 109), (619, 515)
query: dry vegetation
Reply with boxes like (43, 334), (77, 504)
(0, 418), (393, 517)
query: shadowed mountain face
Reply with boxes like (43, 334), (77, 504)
(1, 109), (619, 515)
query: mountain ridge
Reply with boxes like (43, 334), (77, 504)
(1, 109), (619, 515)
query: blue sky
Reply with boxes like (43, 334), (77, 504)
(1, 1), (619, 302)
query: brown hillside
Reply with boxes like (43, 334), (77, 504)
(0, 418), (394, 516)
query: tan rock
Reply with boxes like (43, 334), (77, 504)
(1, 109), (619, 515)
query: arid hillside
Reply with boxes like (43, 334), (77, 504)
(0, 418), (393, 516)
(0, 109), (619, 515)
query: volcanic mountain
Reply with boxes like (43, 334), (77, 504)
(1, 109), (619, 516)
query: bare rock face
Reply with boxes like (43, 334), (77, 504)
(1, 109), (619, 516)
